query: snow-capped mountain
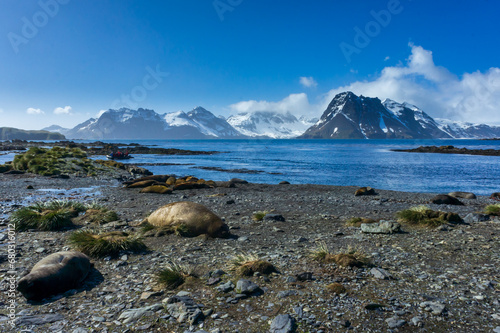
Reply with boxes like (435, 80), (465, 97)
(227, 111), (317, 138)
(41, 125), (70, 136)
(166, 107), (243, 138)
(300, 92), (450, 139)
(435, 118), (500, 139)
(64, 107), (245, 140)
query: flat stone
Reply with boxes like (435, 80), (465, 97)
(370, 267), (393, 280)
(464, 213), (490, 223)
(386, 316), (406, 328)
(264, 214), (286, 222)
(270, 314), (296, 333)
(236, 279), (260, 295)
(361, 220), (401, 234)
(215, 281), (234, 293)
(140, 291), (163, 300)
(420, 301), (446, 315)
(118, 303), (163, 324)
(15, 314), (64, 326)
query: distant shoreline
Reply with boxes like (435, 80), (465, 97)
(392, 145), (500, 156)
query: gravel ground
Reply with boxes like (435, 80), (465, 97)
(0, 172), (499, 333)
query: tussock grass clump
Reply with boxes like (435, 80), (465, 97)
(11, 146), (90, 176)
(326, 282), (347, 295)
(396, 205), (462, 228)
(157, 263), (197, 289)
(309, 241), (331, 262)
(345, 217), (376, 227)
(229, 253), (277, 276)
(309, 242), (370, 267)
(331, 246), (371, 268)
(252, 211), (270, 221)
(77, 207), (119, 225)
(484, 204), (500, 216)
(68, 230), (146, 258)
(10, 200), (85, 231)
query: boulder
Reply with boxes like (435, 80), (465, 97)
(430, 194), (464, 205)
(361, 220), (401, 234)
(448, 191), (477, 199)
(279, 181), (290, 185)
(355, 187), (376, 196)
(270, 314), (296, 333)
(463, 213), (490, 223)
(145, 201), (229, 238)
(17, 251), (91, 300)
(491, 192), (500, 200)
(236, 279), (260, 295)
(139, 185), (173, 194)
(263, 214), (286, 222)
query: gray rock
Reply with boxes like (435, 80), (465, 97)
(420, 301), (446, 315)
(236, 279), (260, 294)
(370, 267), (393, 280)
(386, 316), (406, 328)
(118, 303), (163, 324)
(494, 327), (500, 333)
(361, 220), (400, 234)
(277, 290), (299, 298)
(0, 233), (7, 242)
(215, 281), (234, 293)
(410, 316), (424, 327)
(464, 213), (490, 223)
(264, 214), (286, 222)
(72, 329), (89, 333)
(163, 295), (205, 325)
(15, 314), (64, 326)
(270, 314), (296, 333)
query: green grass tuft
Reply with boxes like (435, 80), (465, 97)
(68, 230), (146, 258)
(252, 211), (270, 221)
(157, 263), (196, 289)
(9, 200), (85, 231)
(485, 204), (500, 216)
(395, 206), (460, 228)
(309, 241), (331, 261)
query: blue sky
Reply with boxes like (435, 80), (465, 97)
(1, 0), (500, 129)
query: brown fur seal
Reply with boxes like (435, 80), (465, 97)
(17, 251), (91, 300)
(146, 201), (229, 238)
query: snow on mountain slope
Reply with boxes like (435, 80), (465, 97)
(66, 107), (245, 139)
(227, 111), (315, 138)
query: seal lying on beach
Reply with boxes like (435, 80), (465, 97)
(17, 251), (91, 300)
(146, 201), (229, 238)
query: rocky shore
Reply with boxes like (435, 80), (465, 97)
(392, 145), (500, 157)
(0, 171), (499, 333)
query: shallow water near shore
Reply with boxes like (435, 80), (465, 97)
(3, 139), (500, 195)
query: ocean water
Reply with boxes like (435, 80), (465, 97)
(2, 139), (499, 195)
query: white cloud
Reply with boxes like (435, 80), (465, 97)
(229, 44), (500, 125)
(26, 107), (44, 115)
(229, 93), (317, 116)
(322, 44), (500, 124)
(299, 76), (318, 88)
(53, 106), (72, 115)
(384, 56), (390, 61)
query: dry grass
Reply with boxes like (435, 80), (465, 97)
(309, 241), (331, 262)
(326, 283), (347, 295)
(68, 230), (147, 258)
(228, 253), (277, 276)
(345, 217), (376, 227)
